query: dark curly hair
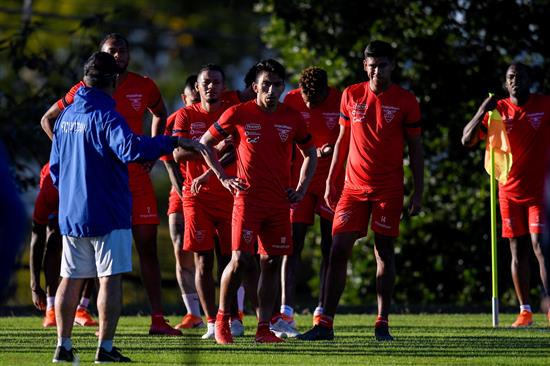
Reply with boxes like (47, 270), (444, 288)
(299, 67), (328, 100)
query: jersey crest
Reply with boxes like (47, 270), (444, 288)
(126, 93), (143, 111)
(274, 124), (292, 142)
(323, 112), (340, 129)
(527, 112), (544, 130)
(382, 105), (399, 123)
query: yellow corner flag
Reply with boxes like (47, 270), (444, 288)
(484, 108), (512, 183)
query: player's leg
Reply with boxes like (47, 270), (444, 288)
(215, 250), (251, 344)
(373, 233), (395, 340)
(510, 235), (533, 326)
(280, 222), (308, 316)
(44, 220), (62, 327)
(74, 278), (98, 326)
(194, 251), (216, 322)
(169, 211), (202, 329)
(314, 216), (333, 324)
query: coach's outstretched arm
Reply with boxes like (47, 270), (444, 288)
(462, 94), (497, 147)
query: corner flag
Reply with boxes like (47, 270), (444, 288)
(484, 101), (512, 328)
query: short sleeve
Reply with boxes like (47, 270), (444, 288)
(338, 88), (351, 127)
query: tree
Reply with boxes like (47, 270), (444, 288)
(257, 0), (550, 307)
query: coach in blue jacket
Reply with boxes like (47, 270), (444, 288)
(49, 51), (205, 363)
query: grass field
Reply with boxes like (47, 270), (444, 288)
(0, 314), (549, 365)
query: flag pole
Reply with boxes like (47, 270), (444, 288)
(488, 106), (499, 328)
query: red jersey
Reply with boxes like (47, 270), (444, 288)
(57, 72), (163, 135)
(339, 82), (421, 193)
(208, 100), (314, 206)
(173, 100), (237, 199)
(482, 94), (550, 204)
(221, 90), (242, 105)
(284, 87), (341, 190)
(39, 162), (51, 189)
(160, 111), (178, 162)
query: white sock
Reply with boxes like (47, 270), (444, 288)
(520, 304), (532, 313)
(78, 297), (90, 310)
(47, 296), (55, 310)
(207, 322), (215, 332)
(99, 339), (113, 352)
(237, 286), (245, 312)
(182, 293), (201, 316)
(57, 337), (72, 350)
(280, 305), (294, 318)
(314, 306), (324, 316)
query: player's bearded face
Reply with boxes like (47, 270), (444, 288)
(101, 40), (129, 73)
(254, 71), (284, 111)
(364, 56), (394, 91)
(198, 70), (224, 104)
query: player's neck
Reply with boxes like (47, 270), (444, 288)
(510, 93), (529, 106)
(117, 71), (129, 85)
(256, 100), (278, 113)
(202, 101), (221, 113)
(369, 81), (391, 95)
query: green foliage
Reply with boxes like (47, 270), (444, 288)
(258, 0), (550, 307)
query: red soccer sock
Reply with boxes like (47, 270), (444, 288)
(257, 320), (270, 332)
(207, 316), (216, 324)
(216, 309), (230, 323)
(317, 315), (333, 329)
(375, 315), (389, 328)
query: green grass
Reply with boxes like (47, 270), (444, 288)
(1, 314), (549, 365)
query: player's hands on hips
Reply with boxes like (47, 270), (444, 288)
(32, 287), (47, 311)
(286, 187), (304, 203)
(190, 173), (210, 195)
(221, 177), (248, 195)
(408, 190), (422, 216)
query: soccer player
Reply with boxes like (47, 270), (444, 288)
(40, 33), (181, 335)
(462, 63), (550, 327)
(271, 67), (342, 338)
(173, 64), (244, 339)
(49, 51), (204, 363)
(30, 163), (98, 328)
(161, 74), (204, 330)
(298, 40), (424, 342)
(200, 59), (318, 344)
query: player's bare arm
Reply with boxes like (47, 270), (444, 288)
(406, 133), (424, 216)
(29, 222), (47, 310)
(40, 103), (62, 141)
(150, 101), (167, 137)
(461, 94), (497, 147)
(162, 159), (184, 198)
(199, 131), (246, 194)
(324, 124), (350, 210)
(190, 144), (236, 195)
(287, 145), (317, 203)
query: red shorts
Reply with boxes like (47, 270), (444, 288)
(232, 199), (292, 256)
(499, 198), (544, 238)
(332, 188), (403, 238)
(183, 194), (233, 255)
(291, 187), (334, 224)
(32, 174), (59, 225)
(166, 187), (183, 216)
(129, 164), (159, 226)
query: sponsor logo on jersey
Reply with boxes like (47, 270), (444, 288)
(352, 103), (367, 123)
(323, 112), (340, 129)
(502, 114), (513, 132)
(300, 112), (311, 127)
(242, 229), (254, 244)
(274, 124), (292, 142)
(382, 106), (400, 123)
(245, 123), (262, 130)
(246, 136), (260, 143)
(126, 93), (143, 111)
(191, 122), (207, 129)
(527, 112), (544, 130)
